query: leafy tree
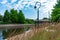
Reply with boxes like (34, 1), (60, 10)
(10, 9), (18, 23)
(25, 19), (34, 24)
(3, 10), (10, 22)
(51, 0), (60, 22)
(54, 0), (60, 8)
(43, 18), (49, 20)
(0, 14), (3, 21)
(3, 9), (26, 24)
(18, 10), (25, 24)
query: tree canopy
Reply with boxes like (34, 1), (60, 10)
(3, 9), (25, 24)
(51, 0), (60, 22)
(18, 10), (25, 24)
(10, 9), (18, 23)
(3, 10), (10, 22)
(0, 9), (34, 24)
(0, 14), (3, 21)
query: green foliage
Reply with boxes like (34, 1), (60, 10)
(2, 9), (26, 24)
(18, 10), (25, 24)
(0, 14), (3, 21)
(51, 0), (60, 22)
(43, 17), (49, 20)
(0, 22), (12, 24)
(10, 9), (18, 23)
(54, 0), (60, 8)
(25, 19), (35, 24)
(0, 9), (34, 24)
(3, 10), (10, 22)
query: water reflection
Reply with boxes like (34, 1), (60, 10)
(0, 26), (31, 40)
(0, 31), (3, 40)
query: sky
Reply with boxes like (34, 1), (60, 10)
(0, 0), (57, 19)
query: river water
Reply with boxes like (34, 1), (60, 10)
(0, 28), (31, 40)
(0, 31), (3, 40)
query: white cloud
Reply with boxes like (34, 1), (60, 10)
(11, 0), (17, 3)
(37, 0), (57, 15)
(1, 0), (7, 4)
(0, 0), (57, 18)
(13, 0), (24, 9)
(0, 0), (57, 10)
(0, 0), (57, 11)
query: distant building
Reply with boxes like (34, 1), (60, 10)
(39, 19), (50, 23)
(35, 18), (50, 24)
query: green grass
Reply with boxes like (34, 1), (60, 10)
(0, 21), (13, 24)
(29, 30), (55, 40)
(29, 23), (60, 40)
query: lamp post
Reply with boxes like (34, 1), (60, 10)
(48, 11), (51, 26)
(34, 2), (41, 27)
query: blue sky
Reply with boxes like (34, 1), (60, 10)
(0, 0), (57, 19)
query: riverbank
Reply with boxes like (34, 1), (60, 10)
(4, 30), (33, 40)
(0, 24), (34, 31)
(4, 23), (60, 40)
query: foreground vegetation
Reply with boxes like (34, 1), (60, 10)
(4, 23), (60, 40)
(29, 23), (60, 40)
